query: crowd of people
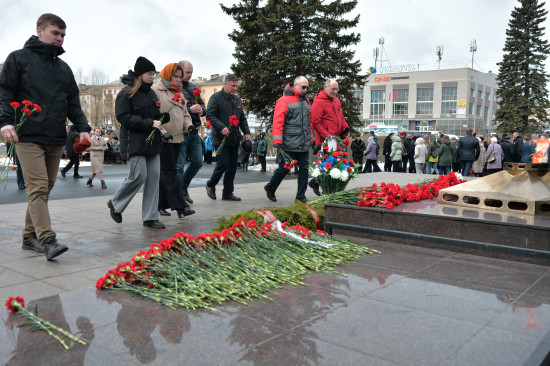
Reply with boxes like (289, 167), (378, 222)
(1, 13), (548, 261)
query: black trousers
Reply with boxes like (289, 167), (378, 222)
(63, 155), (80, 175)
(265, 150), (309, 201)
(207, 144), (239, 197)
(158, 143), (188, 211)
(363, 159), (381, 173)
(384, 154), (392, 171)
(259, 155), (266, 171)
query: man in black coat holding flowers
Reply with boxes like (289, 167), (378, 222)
(205, 74), (250, 201)
(0, 13), (91, 260)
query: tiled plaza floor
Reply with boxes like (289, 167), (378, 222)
(0, 173), (548, 365)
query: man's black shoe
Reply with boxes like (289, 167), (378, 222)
(308, 180), (321, 196)
(74, 174), (83, 178)
(143, 220), (165, 229)
(177, 207), (195, 218)
(22, 233), (44, 253)
(60, 169), (66, 178)
(43, 236), (68, 261)
(295, 197), (309, 204)
(264, 185), (277, 202)
(183, 189), (193, 204)
(222, 194), (241, 201)
(107, 200), (122, 223)
(18, 184), (26, 189)
(159, 209), (171, 216)
(206, 185), (216, 200)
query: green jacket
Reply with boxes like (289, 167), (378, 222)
(257, 139), (268, 157)
(438, 140), (453, 167)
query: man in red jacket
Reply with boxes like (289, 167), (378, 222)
(308, 78), (350, 195)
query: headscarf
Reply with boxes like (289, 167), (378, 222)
(159, 63), (183, 93)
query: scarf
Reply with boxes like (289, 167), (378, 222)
(159, 63), (183, 93)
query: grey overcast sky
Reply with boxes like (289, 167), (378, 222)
(1, 0), (549, 83)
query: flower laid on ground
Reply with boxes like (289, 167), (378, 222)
(203, 120), (211, 129)
(310, 135), (358, 194)
(215, 115), (239, 155)
(357, 172), (465, 210)
(1, 100), (42, 189)
(193, 87), (202, 104)
(5, 296), (87, 350)
(145, 93), (186, 144)
(96, 218), (378, 309)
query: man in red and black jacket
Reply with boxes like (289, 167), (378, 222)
(264, 76), (311, 203)
(308, 78), (350, 196)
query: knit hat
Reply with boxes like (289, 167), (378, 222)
(133, 56), (156, 76)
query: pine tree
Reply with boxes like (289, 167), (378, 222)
(495, 0), (550, 134)
(221, 0), (367, 131)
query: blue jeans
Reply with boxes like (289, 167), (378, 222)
(176, 132), (203, 193)
(7, 142), (25, 187)
(426, 161), (439, 175)
(439, 165), (451, 175)
(461, 160), (473, 176)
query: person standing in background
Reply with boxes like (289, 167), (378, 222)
(86, 127), (107, 188)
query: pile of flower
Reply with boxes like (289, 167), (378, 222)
(96, 218), (378, 310)
(5, 296), (87, 350)
(357, 172), (465, 210)
(310, 136), (358, 194)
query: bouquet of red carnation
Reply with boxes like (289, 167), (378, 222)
(1, 100), (42, 189)
(145, 93), (186, 144)
(203, 120), (211, 129)
(215, 115), (239, 155)
(193, 87), (202, 104)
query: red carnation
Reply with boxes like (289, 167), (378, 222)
(10, 102), (20, 109)
(21, 107), (32, 116)
(193, 87), (201, 97)
(33, 104), (42, 113)
(5, 296), (25, 312)
(21, 100), (32, 106)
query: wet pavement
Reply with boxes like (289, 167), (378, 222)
(0, 170), (548, 365)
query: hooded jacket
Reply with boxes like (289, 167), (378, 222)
(0, 35), (90, 144)
(390, 136), (403, 161)
(115, 73), (162, 157)
(438, 139), (453, 167)
(311, 89), (349, 145)
(272, 84), (311, 152)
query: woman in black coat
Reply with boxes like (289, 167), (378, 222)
(107, 57), (168, 229)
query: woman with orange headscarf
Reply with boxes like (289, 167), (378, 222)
(152, 63), (195, 218)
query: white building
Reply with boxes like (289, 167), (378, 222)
(361, 68), (498, 136)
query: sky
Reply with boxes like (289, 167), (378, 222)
(1, 0), (549, 83)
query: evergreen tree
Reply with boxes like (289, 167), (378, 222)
(221, 0), (367, 131)
(495, 0), (550, 134)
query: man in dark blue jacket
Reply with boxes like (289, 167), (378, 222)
(205, 74), (250, 201)
(0, 13), (91, 260)
(176, 60), (206, 204)
(457, 129), (480, 176)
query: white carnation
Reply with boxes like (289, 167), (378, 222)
(311, 168), (321, 178)
(329, 168), (341, 179)
(340, 170), (349, 181)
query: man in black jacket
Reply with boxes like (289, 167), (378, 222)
(383, 133), (394, 172)
(457, 129), (480, 176)
(0, 13), (91, 260)
(402, 132), (416, 173)
(350, 135), (366, 167)
(512, 131), (524, 162)
(176, 60), (206, 204)
(205, 74), (250, 201)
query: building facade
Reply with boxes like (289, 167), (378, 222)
(362, 68), (498, 136)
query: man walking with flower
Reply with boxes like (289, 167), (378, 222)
(264, 76), (312, 203)
(0, 13), (91, 260)
(205, 74), (250, 201)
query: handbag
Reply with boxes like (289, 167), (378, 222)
(487, 154), (496, 163)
